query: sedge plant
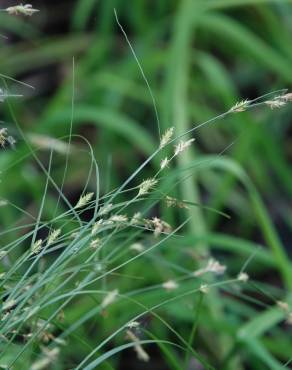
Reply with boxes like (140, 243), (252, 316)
(0, 4), (292, 370)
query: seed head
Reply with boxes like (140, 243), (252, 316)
(279, 92), (292, 102)
(199, 284), (209, 294)
(160, 157), (169, 170)
(70, 232), (79, 239)
(162, 280), (179, 291)
(130, 243), (144, 253)
(99, 203), (113, 216)
(0, 128), (8, 147)
(127, 321), (140, 329)
(174, 139), (195, 156)
(90, 238), (101, 249)
(47, 229), (61, 246)
(146, 217), (172, 237)
(160, 127), (174, 149)
(165, 196), (189, 209)
(6, 4), (39, 16)
(138, 178), (157, 197)
(237, 272), (249, 282)
(31, 239), (43, 255)
(75, 192), (94, 209)
(130, 212), (142, 225)
(109, 215), (128, 223)
(92, 219), (104, 235)
(265, 100), (286, 109)
(230, 99), (250, 113)
(194, 258), (226, 277)
(101, 289), (118, 309)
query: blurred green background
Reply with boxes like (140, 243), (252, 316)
(0, 0), (292, 369)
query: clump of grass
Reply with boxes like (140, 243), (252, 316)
(0, 4), (292, 370)
(1, 85), (291, 369)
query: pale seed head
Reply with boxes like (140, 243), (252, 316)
(75, 192), (94, 209)
(160, 127), (174, 149)
(174, 139), (195, 156)
(199, 284), (209, 294)
(230, 99), (250, 113)
(162, 280), (178, 291)
(47, 229), (61, 246)
(237, 272), (249, 282)
(160, 157), (169, 170)
(31, 239), (43, 255)
(0, 128), (8, 147)
(6, 4), (40, 16)
(138, 178), (158, 197)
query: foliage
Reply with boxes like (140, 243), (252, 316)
(0, 1), (292, 369)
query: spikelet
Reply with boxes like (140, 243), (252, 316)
(230, 99), (250, 113)
(129, 243), (144, 253)
(6, 4), (39, 16)
(47, 229), (61, 246)
(160, 157), (169, 170)
(194, 258), (226, 277)
(145, 217), (172, 237)
(130, 212), (142, 225)
(90, 238), (101, 249)
(159, 127), (174, 148)
(99, 203), (113, 216)
(75, 192), (94, 209)
(165, 196), (189, 209)
(279, 92), (292, 102)
(31, 239), (43, 255)
(138, 178), (157, 197)
(174, 139), (195, 156)
(127, 321), (140, 329)
(101, 289), (118, 309)
(237, 272), (249, 282)
(199, 284), (209, 294)
(92, 219), (104, 235)
(109, 215), (128, 223)
(265, 99), (286, 109)
(0, 128), (8, 147)
(162, 280), (178, 291)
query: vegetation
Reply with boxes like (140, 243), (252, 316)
(0, 1), (291, 369)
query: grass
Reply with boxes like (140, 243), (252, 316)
(0, 1), (292, 369)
